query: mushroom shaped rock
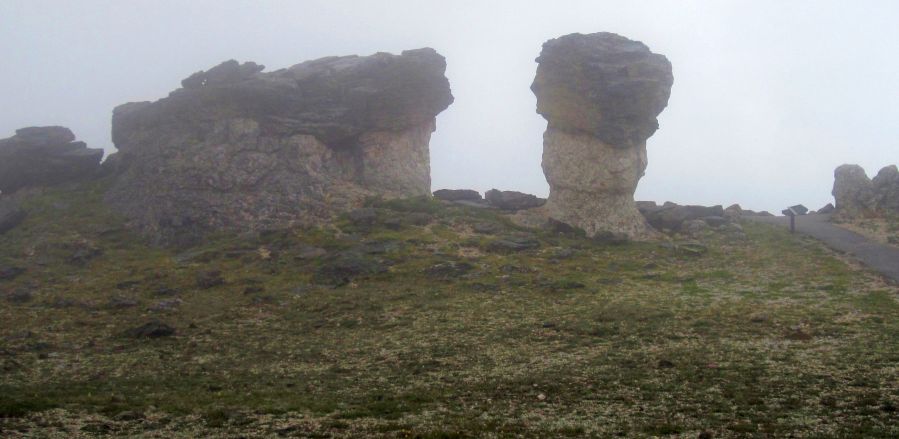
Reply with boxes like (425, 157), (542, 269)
(532, 33), (673, 240)
(106, 49), (454, 245)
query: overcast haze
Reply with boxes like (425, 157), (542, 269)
(2, 0), (898, 213)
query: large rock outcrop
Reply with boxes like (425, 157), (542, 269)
(531, 32), (673, 239)
(832, 164), (878, 221)
(106, 49), (453, 244)
(0, 126), (103, 194)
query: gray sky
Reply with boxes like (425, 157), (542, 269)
(2, 0), (897, 213)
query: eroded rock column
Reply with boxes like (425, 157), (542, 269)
(531, 33), (673, 239)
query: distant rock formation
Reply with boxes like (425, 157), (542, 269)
(532, 32), (673, 239)
(0, 126), (103, 194)
(106, 49), (453, 244)
(832, 164), (879, 220)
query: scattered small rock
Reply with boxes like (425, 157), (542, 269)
(591, 230), (629, 245)
(315, 252), (388, 286)
(115, 411), (145, 421)
(551, 247), (576, 259)
(485, 189), (546, 210)
(251, 295), (278, 305)
(487, 235), (540, 253)
(816, 203), (835, 214)
(682, 219), (710, 236)
(785, 328), (813, 341)
(657, 359), (676, 369)
(106, 297), (139, 309)
(148, 298), (182, 312)
(196, 270), (224, 289)
(424, 261), (475, 280)
(545, 279), (586, 290)
(433, 189), (481, 202)
(296, 245), (327, 260)
(544, 218), (586, 237)
(676, 242), (708, 256)
(5, 288), (33, 303)
(0, 265), (25, 281)
(356, 240), (401, 255)
(703, 216), (728, 227)
(69, 240), (102, 264)
(47, 297), (89, 309)
(346, 208), (379, 227)
(472, 222), (503, 234)
(243, 286), (265, 295)
(115, 280), (141, 290)
(154, 287), (181, 297)
(0, 199), (27, 234)
(405, 212), (433, 226)
(124, 321), (176, 338)
(749, 314), (769, 323)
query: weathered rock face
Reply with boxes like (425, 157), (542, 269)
(0, 126), (103, 194)
(532, 33), (673, 239)
(106, 49), (453, 244)
(832, 164), (877, 221)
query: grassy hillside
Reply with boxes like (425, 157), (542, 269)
(1, 181), (898, 438)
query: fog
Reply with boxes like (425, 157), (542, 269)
(2, 0), (898, 212)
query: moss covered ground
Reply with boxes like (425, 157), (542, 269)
(1, 181), (898, 437)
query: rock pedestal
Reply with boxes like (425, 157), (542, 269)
(531, 33), (673, 239)
(106, 49), (453, 245)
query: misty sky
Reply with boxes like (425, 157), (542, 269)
(2, 1), (898, 212)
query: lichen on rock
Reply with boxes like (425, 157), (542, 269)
(532, 32), (673, 239)
(105, 49), (453, 245)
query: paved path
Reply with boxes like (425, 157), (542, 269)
(747, 213), (899, 283)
